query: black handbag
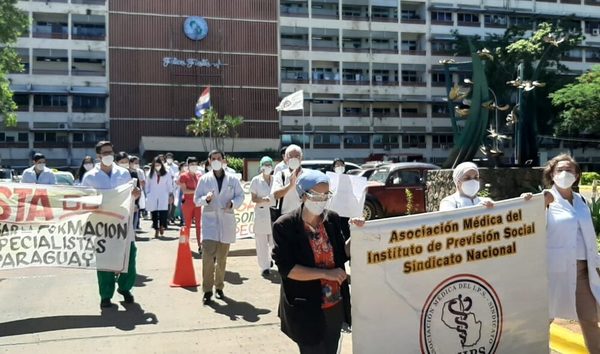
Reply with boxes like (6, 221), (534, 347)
(270, 172), (286, 223)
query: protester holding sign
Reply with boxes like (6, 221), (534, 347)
(179, 156), (203, 253)
(21, 153), (57, 185)
(439, 161), (493, 211)
(544, 154), (600, 353)
(249, 156), (275, 276)
(146, 156), (173, 238)
(272, 144), (304, 216)
(82, 141), (140, 309)
(272, 170), (360, 354)
(195, 150), (244, 305)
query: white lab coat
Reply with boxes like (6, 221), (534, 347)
(145, 171), (173, 212)
(249, 173), (275, 235)
(547, 186), (600, 320)
(194, 171), (244, 244)
(439, 192), (492, 211)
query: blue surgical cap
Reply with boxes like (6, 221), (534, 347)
(296, 169), (329, 197)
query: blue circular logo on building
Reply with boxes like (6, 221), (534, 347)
(183, 16), (208, 41)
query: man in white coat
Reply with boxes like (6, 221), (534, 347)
(195, 150), (244, 305)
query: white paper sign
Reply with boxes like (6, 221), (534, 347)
(351, 195), (548, 354)
(326, 172), (368, 218)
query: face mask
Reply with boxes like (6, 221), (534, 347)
(101, 155), (114, 166)
(35, 163), (45, 171)
(154, 166), (162, 172)
(553, 171), (576, 189)
(166, 158), (173, 164)
(460, 180), (480, 197)
(288, 158), (301, 170)
(262, 166), (273, 175)
(118, 163), (129, 169)
(84, 163), (94, 171)
(334, 166), (345, 175)
(132, 164), (140, 170)
(211, 160), (223, 171)
(189, 165), (198, 173)
(304, 199), (328, 215)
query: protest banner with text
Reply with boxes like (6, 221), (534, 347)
(352, 195), (548, 354)
(234, 181), (255, 239)
(0, 182), (134, 272)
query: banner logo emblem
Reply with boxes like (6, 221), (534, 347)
(420, 274), (502, 354)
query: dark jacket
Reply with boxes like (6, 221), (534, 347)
(272, 205), (351, 345)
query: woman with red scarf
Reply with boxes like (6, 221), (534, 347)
(178, 156), (203, 253)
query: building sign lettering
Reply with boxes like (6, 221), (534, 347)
(162, 57), (226, 69)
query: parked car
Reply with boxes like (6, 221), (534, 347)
(347, 168), (376, 180)
(363, 162), (440, 220)
(301, 160), (361, 174)
(53, 171), (75, 185)
(0, 168), (15, 183)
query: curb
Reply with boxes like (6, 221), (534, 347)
(549, 323), (588, 354)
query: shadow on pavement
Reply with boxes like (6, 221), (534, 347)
(208, 297), (270, 322)
(224, 271), (248, 285)
(134, 236), (150, 242)
(0, 303), (158, 336)
(228, 249), (257, 257)
(134, 273), (153, 287)
(157, 236), (178, 241)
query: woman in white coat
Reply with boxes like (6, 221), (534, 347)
(249, 156), (276, 276)
(439, 161), (493, 211)
(544, 154), (600, 353)
(145, 156), (174, 237)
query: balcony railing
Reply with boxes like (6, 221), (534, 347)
(313, 111), (340, 117)
(372, 46), (398, 54)
(313, 79), (340, 84)
(458, 21), (481, 27)
(402, 112), (427, 118)
(282, 74), (310, 83)
(373, 112), (399, 118)
(72, 69), (106, 76)
(371, 16), (398, 23)
(373, 80), (399, 86)
(400, 18), (426, 25)
(342, 14), (369, 21)
(32, 68), (69, 75)
(431, 81), (447, 87)
(432, 112), (450, 118)
(312, 43), (339, 51)
(311, 9), (338, 19)
(72, 29), (106, 41)
(584, 0), (600, 5)
(431, 20), (453, 26)
(586, 55), (600, 62)
(343, 111), (370, 117)
(73, 106), (105, 113)
(561, 55), (583, 62)
(401, 50), (426, 55)
(343, 79), (370, 85)
(32, 29), (68, 39)
(281, 7), (309, 17)
(401, 81), (426, 87)
(281, 44), (309, 51)
(374, 143), (400, 149)
(342, 46), (370, 53)
(431, 50), (454, 56)
(71, 0), (106, 4)
(33, 105), (68, 112)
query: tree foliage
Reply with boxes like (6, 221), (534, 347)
(185, 108), (244, 153)
(550, 66), (600, 135)
(0, 0), (28, 127)
(452, 22), (584, 135)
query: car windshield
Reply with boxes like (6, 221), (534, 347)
(369, 167), (390, 183)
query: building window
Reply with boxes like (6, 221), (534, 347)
(373, 134), (399, 148)
(73, 95), (106, 113)
(281, 134), (309, 146)
(511, 16), (533, 27)
(18, 133), (28, 142)
(432, 104), (449, 117)
(402, 70), (418, 82)
(13, 94), (29, 111)
(73, 132), (107, 143)
(431, 11), (452, 22)
(343, 134), (369, 147)
(457, 13), (479, 24)
(402, 134), (426, 148)
(484, 14), (507, 26)
(432, 134), (454, 148)
(431, 41), (455, 53)
(431, 72), (446, 85)
(401, 10), (419, 20)
(401, 40), (417, 51)
(313, 134), (340, 148)
(33, 94), (68, 112)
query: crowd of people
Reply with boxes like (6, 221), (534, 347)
(12, 141), (600, 354)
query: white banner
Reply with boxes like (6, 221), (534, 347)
(351, 195), (548, 354)
(0, 182), (134, 272)
(276, 90), (304, 111)
(234, 181), (255, 239)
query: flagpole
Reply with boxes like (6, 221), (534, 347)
(302, 107), (306, 155)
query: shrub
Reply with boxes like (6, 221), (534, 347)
(580, 172), (600, 185)
(225, 156), (244, 173)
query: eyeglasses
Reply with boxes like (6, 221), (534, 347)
(305, 190), (333, 202)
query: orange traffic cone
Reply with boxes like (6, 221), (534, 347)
(170, 227), (200, 287)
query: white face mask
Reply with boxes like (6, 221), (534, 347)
(118, 163), (129, 169)
(262, 166), (273, 175)
(166, 158), (173, 164)
(334, 166), (345, 175)
(211, 160), (223, 171)
(132, 164), (140, 170)
(35, 163), (45, 171)
(304, 199), (328, 215)
(84, 163), (94, 171)
(460, 180), (480, 197)
(101, 155), (114, 166)
(553, 171), (577, 189)
(189, 165), (198, 173)
(288, 158), (301, 170)
(154, 166), (162, 172)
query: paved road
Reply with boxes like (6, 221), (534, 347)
(0, 219), (352, 353)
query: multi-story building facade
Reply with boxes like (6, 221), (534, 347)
(4, 0), (108, 169)
(279, 0), (600, 164)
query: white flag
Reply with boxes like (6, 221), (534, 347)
(276, 90), (304, 111)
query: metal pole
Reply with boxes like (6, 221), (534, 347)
(302, 107), (306, 154)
